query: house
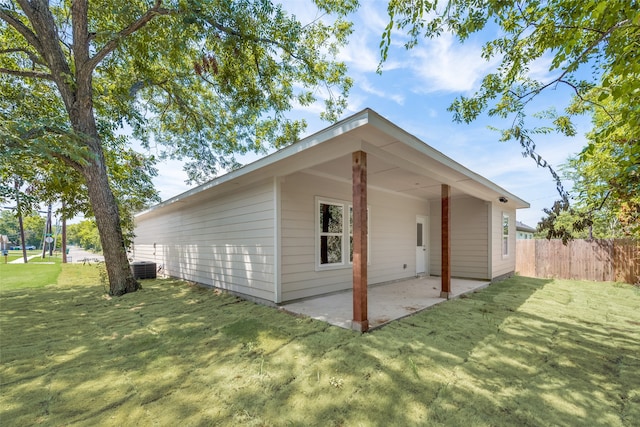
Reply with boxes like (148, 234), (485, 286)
(133, 109), (529, 331)
(516, 221), (536, 239)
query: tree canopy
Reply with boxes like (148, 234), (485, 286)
(1, 0), (356, 294)
(0, 208), (45, 247)
(381, 0), (639, 239)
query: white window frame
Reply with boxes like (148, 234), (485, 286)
(315, 197), (370, 271)
(317, 198), (346, 269)
(502, 212), (510, 258)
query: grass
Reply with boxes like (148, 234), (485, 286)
(1, 250), (45, 263)
(0, 252), (62, 291)
(1, 269), (639, 426)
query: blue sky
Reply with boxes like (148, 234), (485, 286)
(151, 1), (591, 229)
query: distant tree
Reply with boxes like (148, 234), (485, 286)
(536, 200), (589, 244)
(563, 97), (639, 238)
(538, 92), (639, 241)
(0, 209), (18, 242)
(22, 213), (45, 247)
(0, 176), (41, 261)
(0, 209), (44, 247)
(1, 0), (356, 295)
(67, 220), (101, 252)
(380, 0), (639, 232)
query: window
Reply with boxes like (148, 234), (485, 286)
(502, 213), (510, 256)
(319, 202), (344, 265)
(317, 198), (369, 269)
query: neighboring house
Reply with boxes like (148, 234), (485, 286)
(516, 221), (536, 239)
(133, 109), (529, 331)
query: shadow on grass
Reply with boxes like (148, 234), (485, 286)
(1, 276), (638, 426)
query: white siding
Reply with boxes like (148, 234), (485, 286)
(429, 196), (490, 279)
(133, 180), (276, 301)
(280, 172), (429, 301)
(490, 203), (517, 278)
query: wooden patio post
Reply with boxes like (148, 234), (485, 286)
(441, 184), (451, 298)
(352, 151), (369, 332)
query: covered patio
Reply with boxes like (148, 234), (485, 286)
(282, 277), (491, 330)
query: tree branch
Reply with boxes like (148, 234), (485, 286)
(558, 79), (615, 121)
(507, 76), (615, 123)
(0, 47), (46, 66)
(4, 125), (86, 171)
(205, 19), (305, 62)
(505, 11), (631, 105)
(85, 0), (171, 74)
(11, 0), (76, 107)
(0, 7), (45, 57)
(0, 66), (53, 80)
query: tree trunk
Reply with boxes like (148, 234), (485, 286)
(17, 210), (27, 264)
(71, 65), (138, 296)
(62, 202), (67, 263)
(82, 155), (139, 296)
(69, 107), (140, 296)
(15, 180), (28, 263)
(70, 14), (139, 295)
(42, 203), (51, 259)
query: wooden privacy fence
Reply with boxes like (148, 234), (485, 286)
(516, 239), (640, 284)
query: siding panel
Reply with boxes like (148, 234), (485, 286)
(430, 196), (490, 279)
(490, 203), (517, 278)
(133, 180), (276, 301)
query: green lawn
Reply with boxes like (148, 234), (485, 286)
(0, 252), (62, 291)
(1, 249), (46, 263)
(1, 269), (638, 426)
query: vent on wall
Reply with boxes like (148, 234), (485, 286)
(131, 261), (157, 279)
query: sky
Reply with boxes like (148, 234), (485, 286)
(148, 1), (591, 229)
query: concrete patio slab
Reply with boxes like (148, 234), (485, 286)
(282, 276), (491, 330)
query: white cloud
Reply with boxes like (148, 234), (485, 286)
(337, 2), (412, 73)
(357, 1), (390, 33)
(360, 78), (405, 105)
(337, 30), (380, 73)
(408, 33), (498, 93)
(279, 0), (325, 25)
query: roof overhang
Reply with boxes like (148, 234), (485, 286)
(137, 109), (529, 219)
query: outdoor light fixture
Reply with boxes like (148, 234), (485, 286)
(499, 196), (508, 203)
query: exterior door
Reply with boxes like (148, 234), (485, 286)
(416, 216), (428, 275)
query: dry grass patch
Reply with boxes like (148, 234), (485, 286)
(1, 273), (638, 426)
